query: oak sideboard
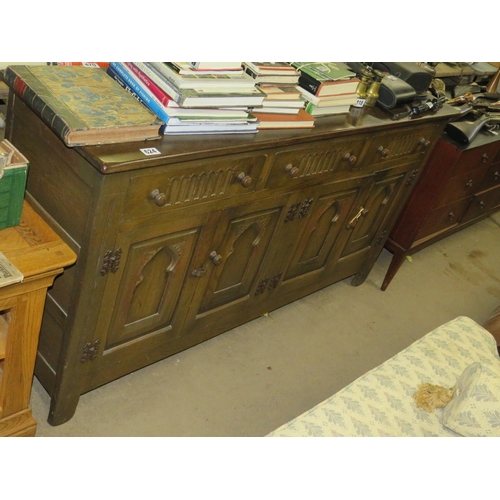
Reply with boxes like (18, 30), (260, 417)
(5, 92), (457, 425)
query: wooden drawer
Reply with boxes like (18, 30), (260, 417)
(435, 168), (487, 208)
(265, 137), (366, 190)
(415, 197), (472, 241)
(461, 184), (500, 224)
(477, 162), (500, 192)
(365, 123), (440, 166)
(123, 153), (267, 220)
(452, 141), (500, 177)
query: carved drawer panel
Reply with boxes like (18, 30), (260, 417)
(123, 153), (267, 220)
(461, 184), (500, 224)
(265, 137), (366, 190)
(435, 168), (487, 209)
(366, 124), (440, 166)
(415, 197), (472, 242)
(452, 141), (500, 177)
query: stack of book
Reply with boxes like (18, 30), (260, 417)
(242, 62), (314, 129)
(291, 62), (359, 117)
(108, 62), (266, 135)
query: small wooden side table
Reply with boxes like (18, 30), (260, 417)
(0, 201), (76, 436)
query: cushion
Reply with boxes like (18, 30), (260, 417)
(443, 361), (500, 437)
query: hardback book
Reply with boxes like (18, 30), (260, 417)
(106, 65), (147, 105)
(291, 62), (358, 97)
(304, 102), (352, 117)
(251, 109), (315, 129)
(109, 62), (173, 124)
(243, 66), (300, 85)
(47, 62), (110, 68)
(250, 106), (301, 115)
(134, 63), (266, 108)
(4, 65), (162, 146)
(243, 62), (298, 74)
(299, 87), (358, 107)
(149, 62), (257, 91)
(163, 120), (259, 135)
(260, 85), (302, 100)
(173, 62), (244, 75)
(189, 62), (243, 71)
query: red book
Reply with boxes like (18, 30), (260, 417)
(252, 109), (315, 129)
(124, 62), (177, 107)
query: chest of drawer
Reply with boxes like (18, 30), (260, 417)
(415, 197), (472, 242)
(477, 162), (500, 192)
(123, 153), (268, 220)
(461, 184), (500, 224)
(452, 141), (500, 176)
(365, 123), (440, 166)
(435, 168), (487, 208)
(264, 137), (366, 190)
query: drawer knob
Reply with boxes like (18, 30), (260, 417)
(377, 146), (389, 158)
(149, 189), (167, 207)
(285, 164), (300, 178)
(343, 153), (357, 166)
(479, 201), (485, 209)
(465, 180), (473, 188)
(418, 138), (431, 148)
(494, 171), (499, 181)
(209, 251), (223, 266)
(482, 154), (489, 163)
(448, 211), (455, 221)
(236, 172), (252, 187)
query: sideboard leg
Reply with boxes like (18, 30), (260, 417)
(381, 250), (408, 291)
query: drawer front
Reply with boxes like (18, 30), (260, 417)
(461, 184), (500, 224)
(477, 162), (500, 192)
(265, 137), (366, 190)
(452, 141), (500, 177)
(124, 153), (267, 220)
(435, 168), (487, 208)
(365, 123), (440, 166)
(415, 197), (472, 241)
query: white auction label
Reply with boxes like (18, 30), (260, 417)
(140, 147), (161, 156)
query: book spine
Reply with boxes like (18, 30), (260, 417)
(4, 67), (73, 144)
(134, 62), (184, 105)
(148, 62), (182, 90)
(109, 62), (171, 123)
(124, 63), (173, 106)
(106, 66), (145, 105)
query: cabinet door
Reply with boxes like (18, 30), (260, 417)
(277, 177), (366, 296)
(85, 212), (214, 390)
(184, 194), (291, 337)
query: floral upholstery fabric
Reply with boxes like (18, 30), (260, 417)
(267, 317), (500, 437)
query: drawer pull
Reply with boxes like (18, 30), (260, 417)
(285, 164), (300, 178)
(448, 211), (455, 221)
(377, 146), (389, 158)
(209, 251), (223, 266)
(347, 207), (368, 228)
(479, 201), (485, 209)
(343, 153), (357, 166)
(465, 180), (473, 188)
(236, 172), (252, 187)
(149, 189), (167, 207)
(418, 138), (431, 148)
(494, 171), (499, 181)
(482, 154), (489, 163)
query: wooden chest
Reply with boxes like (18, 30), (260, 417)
(383, 131), (500, 290)
(5, 92), (456, 425)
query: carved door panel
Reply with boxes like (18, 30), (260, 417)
(85, 212), (215, 389)
(341, 169), (410, 259)
(184, 194), (290, 336)
(279, 178), (365, 287)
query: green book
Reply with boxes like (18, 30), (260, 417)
(291, 62), (356, 82)
(4, 65), (162, 147)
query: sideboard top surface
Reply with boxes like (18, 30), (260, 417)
(72, 104), (459, 175)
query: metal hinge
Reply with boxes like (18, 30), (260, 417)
(81, 339), (100, 363)
(100, 248), (122, 276)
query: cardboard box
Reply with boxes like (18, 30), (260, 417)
(0, 139), (28, 230)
